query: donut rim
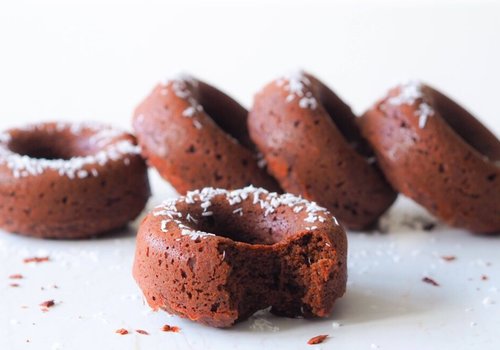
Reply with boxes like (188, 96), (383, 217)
(0, 121), (141, 179)
(152, 186), (342, 244)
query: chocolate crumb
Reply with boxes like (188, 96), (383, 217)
(23, 256), (50, 264)
(441, 256), (456, 262)
(136, 329), (149, 335)
(308, 334), (328, 345)
(422, 277), (439, 286)
(9, 274), (24, 279)
(40, 300), (55, 311)
(481, 275), (489, 281)
(10, 283), (20, 287)
(115, 328), (128, 335)
(162, 324), (181, 332)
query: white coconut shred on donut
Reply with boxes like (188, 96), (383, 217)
(154, 186), (340, 241)
(275, 70), (318, 110)
(387, 81), (435, 128)
(0, 122), (140, 179)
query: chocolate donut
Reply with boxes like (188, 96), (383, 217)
(359, 82), (500, 234)
(0, 122), (151, 239)
(132, 75), (279, 194)
(248, 71), (397, 230)
(133, 186), (347, 328)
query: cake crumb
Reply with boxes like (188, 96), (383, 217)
(24, 256), (50, 264)
(441, 256), (456, 262)
(307, 334), (328, 345)
(422, 277), (439, 286)
(481, 275), (489, 281)
(162, 324), (181, 332)
(136, 329), (149, 335)
(40, 300), (55, 311)
(9, 274), (24, 279)
(115, 328), (128, 335)
(9, 283), (20, 287)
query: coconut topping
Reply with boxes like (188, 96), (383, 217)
(386, 81), (435, 128)
(275, 70), (318, 110)
(161, 74), (205, 129)
(154, 186), (339, 241)
(0, 122), (140, 179)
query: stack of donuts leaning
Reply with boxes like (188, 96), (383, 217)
(1, 71), (498, 327)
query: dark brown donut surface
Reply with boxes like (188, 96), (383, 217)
(359, 82), (500, 234)
(0, 121), (151, 239)
(132, 75), (279, 194)
(248, 71), (397, 230)
(133, 186), (347, 328)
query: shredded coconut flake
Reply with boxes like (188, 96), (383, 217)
(192, 119), (203, 130)
(275, 70), (318, 110)
(153, 186), (340, 241)
(386, 81), (435, 129)
(161, 74), (205, 129)
(0, 122), (140, 179)
(249, 317), (280, 332)
(180, 228), (215, 240)
(186, 213), (198, 223)
(416, 102), (434, 128)
(256, 152), (267, 169)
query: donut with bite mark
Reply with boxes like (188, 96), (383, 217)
(133, 186), (347, 327)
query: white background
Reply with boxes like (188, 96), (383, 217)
(0, 1), (499, 349)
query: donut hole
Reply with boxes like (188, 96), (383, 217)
(315, 81), (374, 158)
(8, 129), (95, 160)
(196, 81), (256, 151)
(431, 88), (500, 161)
(184, 207), (293, 245)
(196, 216), (278, 245)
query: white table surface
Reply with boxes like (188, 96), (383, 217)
(1, 1), (499, 349)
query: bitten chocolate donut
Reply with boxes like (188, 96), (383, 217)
(133, 186), (347, 328)
(359, 82), (500, 234)
(0, 122), (151, 239)
(248, 71), (397, 230)
(132, 75), (279, 194)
